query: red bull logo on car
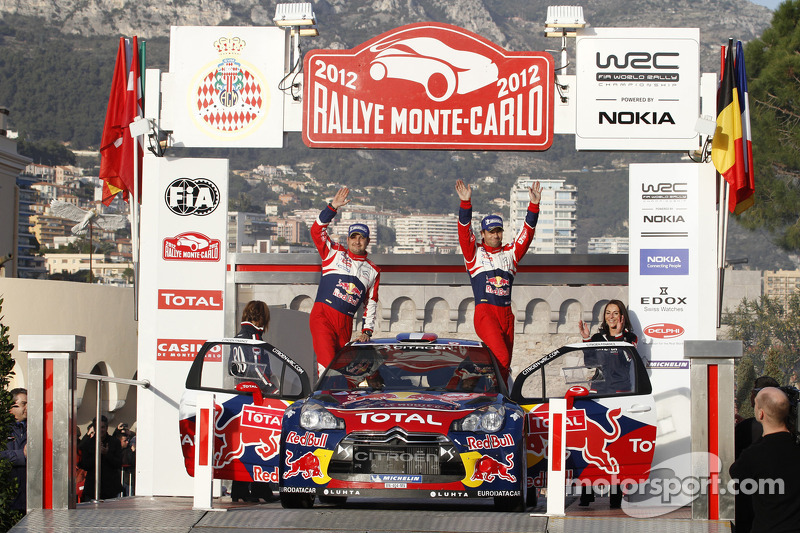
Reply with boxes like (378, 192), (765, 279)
(215, 403), (283, 468)
(526, 405), (623, 475)
(466, 433), (514, 450)
(284, 450), (323, 480)
(471, 453), (516, 483)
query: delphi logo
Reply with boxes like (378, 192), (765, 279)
(644, 323), (685, 339)
(165, 178), (220, 216)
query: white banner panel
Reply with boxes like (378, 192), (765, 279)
(628, 162), (716, 507)
(137, 156), (229, 497)
(166, 26), (286, 148)
(575, 28), (699, 150)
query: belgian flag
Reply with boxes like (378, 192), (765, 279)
(711, 42), (753, 214)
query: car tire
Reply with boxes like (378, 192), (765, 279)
(280, 492), (315, 509)
(318, 495), (347, 505)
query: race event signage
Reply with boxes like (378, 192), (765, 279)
(165, 26), (286, 148)
(303, 22), (554, 150)
(575, 28), (699, 150)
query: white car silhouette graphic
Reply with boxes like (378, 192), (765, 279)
(368, 37), (499, 102)
(177, 234), (210, 252)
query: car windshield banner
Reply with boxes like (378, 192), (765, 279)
(302, 22), (554, 150)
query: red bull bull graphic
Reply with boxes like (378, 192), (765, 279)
(284, 450), (323, 480)
(471, 453), (516, 483)
(179, 395), (287, 482)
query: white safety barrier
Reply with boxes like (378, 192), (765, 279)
(546, 398), (567, 516)
(192, 393), (215, 510)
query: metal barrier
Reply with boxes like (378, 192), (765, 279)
(77, 372), (150, 503)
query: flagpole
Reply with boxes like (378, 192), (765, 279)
(717, 175), (729, 328)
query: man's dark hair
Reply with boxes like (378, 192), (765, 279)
(91, 415), (109, 426)
(9, 388), (26, 399)
(755, 376), (780, 389)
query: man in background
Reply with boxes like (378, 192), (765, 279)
(2, 388), (27, 512)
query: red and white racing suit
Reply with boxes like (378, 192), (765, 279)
(457, 199), (539, 379)
(310, 205), (380, 376)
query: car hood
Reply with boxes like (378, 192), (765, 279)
(316, 389), (499, 411)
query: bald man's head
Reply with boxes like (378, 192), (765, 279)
(755, 387), (790, 431)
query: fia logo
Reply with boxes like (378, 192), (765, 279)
(165, 178), (220, 216)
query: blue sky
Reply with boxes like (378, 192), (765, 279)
(750, 0), (781, 9)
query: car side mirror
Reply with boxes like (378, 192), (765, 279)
(565, 385), (589, 409)
(235, 381), (264, 405)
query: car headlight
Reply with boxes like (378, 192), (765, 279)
(299, 402), (344, 431)
(452, 404), (505, 433)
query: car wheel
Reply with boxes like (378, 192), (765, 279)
(318, 495), (347, 505)
(280, 492), (315, 509)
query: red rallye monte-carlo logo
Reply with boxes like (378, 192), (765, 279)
(644, 323), (685, 339)
(303, 22), (554, 150)
(163, 232), (221, 262)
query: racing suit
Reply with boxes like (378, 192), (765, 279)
(310, 204), (380, 376)
(583, 330), (638, 394)
(231, 321), (274, 391)
(457, 200), (538, 380)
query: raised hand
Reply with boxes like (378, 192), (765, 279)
(330, 187), (351, 209)
(455, 179), (472, 202)
(578, 320), (591, 339)
(529, 181), (542, 204)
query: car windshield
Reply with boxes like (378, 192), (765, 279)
(319, 344), (500, 393)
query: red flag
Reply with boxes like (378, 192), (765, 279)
(120, 36), (144, 204)
(99, 37), (129, 205)
(711, 43), (746, 214)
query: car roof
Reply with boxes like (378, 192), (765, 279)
(352, 332), (483, 347)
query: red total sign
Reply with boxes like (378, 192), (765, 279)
(303, 22), (554, 150)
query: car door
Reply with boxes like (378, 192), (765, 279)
(510, 342), (657, 491)
(179, 339), (311, 484)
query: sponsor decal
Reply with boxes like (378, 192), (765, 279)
(158, 289), (223, 310)
(644, 323), (685, 339)
(285, 431), (329, 448)
(370, 474), (422, 483)
(213, 403), (283, 468)
(163, 232), (221, 262)
(471, 453), (516, 483)
(485, 275), (510, 296)
(323, 488), (361, 496)
(284, 450), (323, 480)
(165, 178), (220, 216)
(280, 486), (316, 493)
(477, 490), (521, 497)
(465, 434), (514, 450)
(303, 22), (554, 151)
(157, 339), (221, 361)
(337, 408), (468, 434)
(429, 491), (469, 498)
(640, 249), (689, 275)
(252, 465), (279, 483)
(527, 406), (625, 475)
(640, 182), (688, 201)
(640, 287), (687, 312)
(647, 360), (690, 370)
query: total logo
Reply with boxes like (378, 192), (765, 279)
(165, 178), (220, 216)
(158, 289), (223, 310)
(644, 323), (685, 339)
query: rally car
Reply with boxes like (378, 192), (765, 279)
(279, 333), (527, 511)
(178, 335), (656, 511)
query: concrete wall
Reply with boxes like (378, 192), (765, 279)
(0, 278), (139, 429)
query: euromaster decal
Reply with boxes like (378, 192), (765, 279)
(302, 22), (554, 150)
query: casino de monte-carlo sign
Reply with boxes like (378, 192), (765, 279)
(302, 22), (555, 150)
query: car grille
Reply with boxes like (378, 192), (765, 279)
(328, 428), (464, 479)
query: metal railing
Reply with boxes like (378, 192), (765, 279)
(77, 373), (150, 502)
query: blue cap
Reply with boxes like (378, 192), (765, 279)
(348, 223), (370, 239)
(481, 215), (503, 231)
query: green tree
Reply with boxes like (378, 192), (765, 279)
(724, 292), (800, 416)
(741, 1), (800, 250)
(0, 298), (24, 530)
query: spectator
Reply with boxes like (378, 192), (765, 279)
(78, 415), (122, 501)
(734, 376), (780, 533)
(118, 430), (135, 496)
(730, 387), (800, 533)
(1, 388), (27, 512)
